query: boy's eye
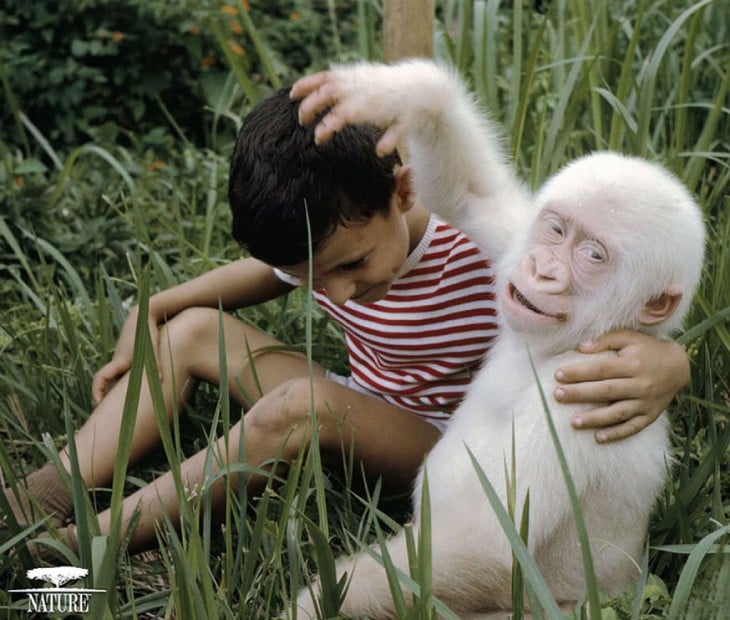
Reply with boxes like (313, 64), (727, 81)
(340, 257), (366, 271)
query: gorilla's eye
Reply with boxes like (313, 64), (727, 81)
(544, 215), (565, 239)
(578, 240), (607, 263)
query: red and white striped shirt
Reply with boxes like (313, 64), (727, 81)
(309, 215), (499, 427)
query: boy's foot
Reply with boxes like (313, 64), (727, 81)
(1, 462), (73, 529)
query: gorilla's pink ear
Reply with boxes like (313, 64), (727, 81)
(638, 286), (682, 326)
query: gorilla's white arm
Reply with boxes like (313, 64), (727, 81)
(293, 59), (531, 260)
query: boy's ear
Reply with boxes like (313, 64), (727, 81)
(638, 285), (682, 326)
(394, 164), (415, 212)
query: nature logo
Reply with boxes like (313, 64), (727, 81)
(10, 566), (105, 614)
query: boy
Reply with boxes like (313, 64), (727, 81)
(3, 87), (688, 554)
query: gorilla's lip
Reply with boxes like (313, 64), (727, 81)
(508, 283), (567, 322)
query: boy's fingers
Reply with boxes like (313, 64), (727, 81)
(577, 329), (641, 353)
(569, 400), (638, 429)
(555, 356), (629, 384)
(91, 369), (112, 404)
(554, 377), (633, 405)
(91, 360), (125, 404)
(568, 402), (651, 442)
(594, 416), (652, 443)
(91, 380), (104, 405)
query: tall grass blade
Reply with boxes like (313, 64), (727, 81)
(538, 20), (596, 180)
(18, 111), (63, 171)
(511, 15), (548, 170)
(527, 349), (601, 619)
(51, 144), (135, 204)
(471, 0), (500, 110)
(354, 521), (461, 620)
(630, 542), (652, 620)
(0, 217), (41, 293)
(416, 470), (434, 617)
(683, 65), (730, 191)
(208, 18), (261, 105)
(635, 0), (713, 157)
(666, 523), (730, 616)
(607, 0), (646, 151)
(0, 54), (30, 155)
(356, 0), (378, 60)
(303, 205), (329, 538)
(506, 0), (523, 133)
(303, 516), (347, 618)
(465, 446), (563, 617)
(16, 225), (92, 307)
(86, 268), (152, 619)
(237, 0), (282, 88)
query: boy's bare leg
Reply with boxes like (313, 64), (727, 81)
(3, 307), (334, 527)
(91, 376), (441, 552)
(58, 307), (319, 487)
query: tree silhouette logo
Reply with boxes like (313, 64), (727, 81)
(27, 566), (88, 587)
(9, 565), (105, 614)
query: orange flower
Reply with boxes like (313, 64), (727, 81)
(148, 161), (166, 172)
(230, 19), (243, 34)
(221, 4), (236, 15)
(289, 11), (301, 21)
(242, 0), (250, 9)
(201, 55), (216, 68)
(112, 31), (124, 43)
(14, 176), (25, 187)
(229, 41), (245, 56)
(187, 26), (200, 35)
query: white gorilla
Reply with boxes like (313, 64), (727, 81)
(288, 59), (705, 618)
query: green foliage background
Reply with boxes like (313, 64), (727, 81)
(0, 0), (728, 618)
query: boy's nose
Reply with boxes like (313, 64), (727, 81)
(323, 278), (357, 306)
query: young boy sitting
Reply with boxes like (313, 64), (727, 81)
(3, 86), (688, 554)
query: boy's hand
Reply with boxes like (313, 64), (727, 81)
(554, 330), (689, 443)
(91, 306), (161, 404)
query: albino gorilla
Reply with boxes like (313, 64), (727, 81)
(288, 59), (705, 618)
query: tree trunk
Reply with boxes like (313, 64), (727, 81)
(383, 0), (435, 62)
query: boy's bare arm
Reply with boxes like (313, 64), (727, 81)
(146, 258), (292, 323)
(291, 59), (530, 260)
(92, 258), (293, 403)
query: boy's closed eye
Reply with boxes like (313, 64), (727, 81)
(339, 256), (368, 271)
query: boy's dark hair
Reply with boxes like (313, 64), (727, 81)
(228, 87), (401, 266)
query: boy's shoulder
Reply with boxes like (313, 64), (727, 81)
(410, 214), (495, 272)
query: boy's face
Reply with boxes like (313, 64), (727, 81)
(279, 194), (414, 306)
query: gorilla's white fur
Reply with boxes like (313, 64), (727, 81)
(291, 60), (705, 618)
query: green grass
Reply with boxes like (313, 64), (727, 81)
(1, 0), (728, 618)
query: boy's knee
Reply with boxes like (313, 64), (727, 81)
(162, 307), (218, 345)
(248, 378), (313, 435)
(154, 308), (223, 376)
(246, 377), (349, 451)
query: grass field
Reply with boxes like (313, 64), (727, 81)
(0, 1), (728, 618)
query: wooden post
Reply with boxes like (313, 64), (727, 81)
(383, 0), (435, 62)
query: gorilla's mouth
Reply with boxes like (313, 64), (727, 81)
(512, 286), (544, 314)
(509, 284), (567, 322)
